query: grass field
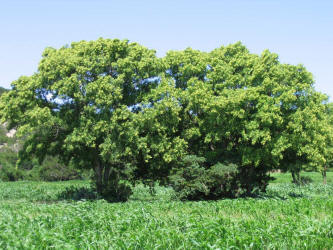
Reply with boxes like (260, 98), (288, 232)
(0, 172), (332, 249)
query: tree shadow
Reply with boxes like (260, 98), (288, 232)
(56, 185), (98, 201)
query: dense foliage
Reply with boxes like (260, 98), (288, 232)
(0, 38), (332, 201)
(169, 155), (267, 200)
(0, 173), (332, 249)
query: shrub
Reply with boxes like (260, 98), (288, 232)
(170, 155), (241, 200)
(169, 155), (208, 200)
(170, 155), (274, 201)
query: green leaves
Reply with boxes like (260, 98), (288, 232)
(0, 38), (331, 199)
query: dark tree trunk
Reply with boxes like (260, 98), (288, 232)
(94, 158), (103, 194)
(93, 158), (132, 202)
(291, 171), (296, 183)
(103, 165), (111, 187)
(291, 171), (300, 184)
(322, 166), (327, 185)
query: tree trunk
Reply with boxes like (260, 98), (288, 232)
(291, 171), (296, 183)
(94, 159), (103, 194)
(103, 165), (111, 187)
(322, 166), (327, 185)
(297, 171), (300, 184)
(291, 171), (300, 184)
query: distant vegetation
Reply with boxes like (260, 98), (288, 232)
(0, 87), (8, 96)
(0, 38), (332, 202)
(0, 94), (87, 182)
(0, 124), (86, 182)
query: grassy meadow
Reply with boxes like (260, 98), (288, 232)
(0, 172), (332, 249)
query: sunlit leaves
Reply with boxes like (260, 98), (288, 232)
(0, 38), (331, 193)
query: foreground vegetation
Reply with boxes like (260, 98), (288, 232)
(0, 172), (332, 249)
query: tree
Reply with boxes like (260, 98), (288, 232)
(163, 42), (330, 196)
(1, 39), (330, 201)
(0, 38), (161, 201)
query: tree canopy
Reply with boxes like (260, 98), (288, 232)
(0, 38), (331, 201)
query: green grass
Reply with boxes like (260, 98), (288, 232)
(0, 173), (333, 249)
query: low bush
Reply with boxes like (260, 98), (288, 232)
(170, 155), (239, 200)
(170, 155), (274, 201)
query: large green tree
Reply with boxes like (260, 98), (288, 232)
(163, 42), (330, 194)
(1, 39), (330, 200)
(0, 38), (161, 200)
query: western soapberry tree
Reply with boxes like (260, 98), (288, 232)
(1, 39), (331, 201)
(0, 38), (161, 201)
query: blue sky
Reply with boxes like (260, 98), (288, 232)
(1, 0), (332, 98)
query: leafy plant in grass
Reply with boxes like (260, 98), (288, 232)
(170, 155), (245, 200)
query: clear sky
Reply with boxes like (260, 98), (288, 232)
(1, 0), (332, 98)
